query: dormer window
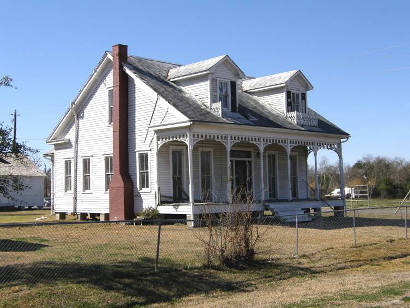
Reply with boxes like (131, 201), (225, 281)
(287, 91), (307, 113)
(217, 79), (238, 112)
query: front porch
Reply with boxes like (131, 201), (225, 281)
(156, 199), (345, 216)
(153, 127), (347, 217)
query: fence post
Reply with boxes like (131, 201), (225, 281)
(155, 223), (162, 272)
(352, 209), (357, 248)
(295, 214), (298, 257)
(405, 205), (408, 240)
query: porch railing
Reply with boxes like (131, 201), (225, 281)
(286, 111), (318, 127)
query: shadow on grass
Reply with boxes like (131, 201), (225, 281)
(0, 258), (246, 306)
(0, 239), (48, 252)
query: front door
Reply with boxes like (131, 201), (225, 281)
(172, 150), (184, 202)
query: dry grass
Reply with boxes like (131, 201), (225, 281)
(0, 213), (409, 307)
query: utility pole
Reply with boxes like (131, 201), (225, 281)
(12, 109), (18, 152)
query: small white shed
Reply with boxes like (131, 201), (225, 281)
(0, 155), (46, 208)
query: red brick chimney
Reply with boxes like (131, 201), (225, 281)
(109, 44), (134, 220)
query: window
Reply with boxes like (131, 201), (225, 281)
(267, 153), (277, 199)
(138, 153), (149, 190)
(171, 149), (185, 201)
(217, 79), (230, 109)
(64, 160), (72, 192)
(105, 156), (113, 191)
(200, 150), (212, 201)
(108, 89), (113, 124)
(290, 154), (298, 198)
(82, 158), (91, 191)
(287, 91), (307, 113)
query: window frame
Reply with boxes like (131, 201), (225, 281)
(287, 90), (307, 113)
(198, 148), (214, 202)
(108, 88), (113, 125)
(265, 151), (279, 200)
(82, 157), (92, 193)
(104, 155), (113, 192)
(217, 78), (231, 110)
(137, 152), (150, 192)
(64, 159), (72, 193)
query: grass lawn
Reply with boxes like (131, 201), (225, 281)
(0, 215), (409, 307)
(347, 198), (404, 208)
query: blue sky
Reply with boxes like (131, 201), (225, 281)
(1, 0), (409, 167)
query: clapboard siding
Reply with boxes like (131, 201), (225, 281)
(53, 66), (113, 213)
(287, 75), (308, 92)
(0, 176), (44, 207)
(252, 88), (286, 114)
(75, 66), (113, 213)
(175, 76), (210, 105)
(128, 75), (188, 213)
(53, 123), (76, 212)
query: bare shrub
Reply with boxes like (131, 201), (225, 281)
(197, 190), (260, 267)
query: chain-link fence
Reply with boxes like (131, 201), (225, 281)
(0, 206), (408, 285)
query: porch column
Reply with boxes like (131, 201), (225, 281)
(314, 148), (320, 201)
(155, 134), (160, 207)
(286, 146), (292, 201)
(337, 142), (346, 202)
(187, 131), (194, 207)
(259, 144), (265, 204)
(226, 136), (232, 203)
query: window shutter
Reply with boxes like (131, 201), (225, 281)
(286, 91), (292, 112)
(230, 81), (237, 112)
(301, 93), (306, 113)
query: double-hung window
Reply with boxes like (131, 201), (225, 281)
(200, 150), (212, 201)
(138, 153), (149, 190)
(82, 158), (91, 191)
(108, 89), (113, 124)
(217, 79), (238, 112)
(64, 160), (72, 192)
(105, 156), (113, 191)
(267, 153), (278, 199)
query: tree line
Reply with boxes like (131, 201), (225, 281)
(308, 156), (410, 199)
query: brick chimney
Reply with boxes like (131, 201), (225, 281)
(109, 44), (134, 220)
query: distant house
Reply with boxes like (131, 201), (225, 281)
(46, 44), (349, 221)
(0, 155), (46, 208)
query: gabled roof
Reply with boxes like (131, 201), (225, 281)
(48, 52), (348, 143)
(167, 55), (245, 80)
(242, 70), (313, 92)
(0, 155), (46, 177)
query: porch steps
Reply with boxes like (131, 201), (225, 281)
(265, 203), (312, 223)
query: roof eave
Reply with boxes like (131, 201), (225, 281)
(244, 83), (286, 93)
(168, 70), (210, 82)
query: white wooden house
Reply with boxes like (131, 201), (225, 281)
(46, 44), (349, 221)
(0, 155), (45, 208)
